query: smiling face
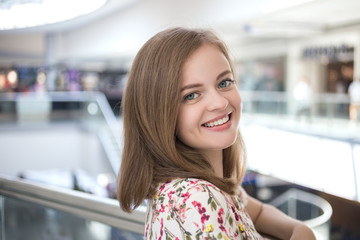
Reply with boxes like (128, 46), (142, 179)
(176, 43), (242, 157)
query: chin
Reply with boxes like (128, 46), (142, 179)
(209, 138), (237, 150)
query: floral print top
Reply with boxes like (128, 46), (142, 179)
(145, 178), (263, 240)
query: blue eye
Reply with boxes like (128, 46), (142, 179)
(219, 79), (234, 88)
(185, 93), (197, 100)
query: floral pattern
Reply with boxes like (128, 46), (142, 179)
(145, 178), (264, 240)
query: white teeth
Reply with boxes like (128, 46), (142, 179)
(204, 115), (230, 127)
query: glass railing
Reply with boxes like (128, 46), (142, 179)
(243, 124), (360, 203)
(240, 90), (351, 118)
(0, 91), (122, 179)
(240, 90), (360, 206)
(240, 90), (359, 141)
(0, 91), (144, 239)
(239, 90), (360, 204)
(0, 175), (145, 240)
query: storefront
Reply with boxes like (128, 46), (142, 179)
(234, 29), (360, 119)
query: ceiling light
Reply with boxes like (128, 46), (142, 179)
(0, 0), (107, 30)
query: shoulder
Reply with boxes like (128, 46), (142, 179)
(148, 178), (232, 222)
(155, 178), (226, 203)
(145, 178), (261, 240)
(146, 179), (230, 237)
(161, 178), (220, 191)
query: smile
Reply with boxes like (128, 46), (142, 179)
(203, 113), (231, 128)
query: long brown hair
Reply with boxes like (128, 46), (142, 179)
(117, 27), (247, 212)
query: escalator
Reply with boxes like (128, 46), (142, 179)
(0, 91), (144, 239)
(0, 175), (145, 240)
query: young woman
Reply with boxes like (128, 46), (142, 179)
(118, 27), (316, 240)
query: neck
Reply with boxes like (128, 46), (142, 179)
(202, 150), (223, 178)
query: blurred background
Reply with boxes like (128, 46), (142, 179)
(0, 0), (360, 239)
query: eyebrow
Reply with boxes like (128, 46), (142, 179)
(217, 70), (232, 81)
(180, 70), (232, 92)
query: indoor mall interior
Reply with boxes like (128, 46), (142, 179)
(0, 0), (360, 239)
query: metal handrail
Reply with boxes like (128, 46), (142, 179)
(94, 92), (123, 173)
(270, 188), (333, 228)
(0, 175), (146, 234)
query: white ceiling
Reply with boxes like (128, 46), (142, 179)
(1, 0), (360, 66)
(3, 0), (360, 35)
(217, 0), (360, 42)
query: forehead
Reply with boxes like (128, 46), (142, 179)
(181, 44), (231, 84)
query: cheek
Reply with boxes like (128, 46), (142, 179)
(231, 90), (242, 110)
(176, 106), (199, 141)
(230, 91), (242, 122)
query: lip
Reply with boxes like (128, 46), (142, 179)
(201, 112), (233, 131)
(202, 112), (232, 126)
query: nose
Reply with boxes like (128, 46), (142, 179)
(206, 90), (229, 111)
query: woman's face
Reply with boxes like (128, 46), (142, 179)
(176, 43), (242, 155)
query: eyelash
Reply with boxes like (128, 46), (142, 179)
(218, 79), (234, 88)
(183, 92), (199, 101)
(182, 79), (235, 102)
